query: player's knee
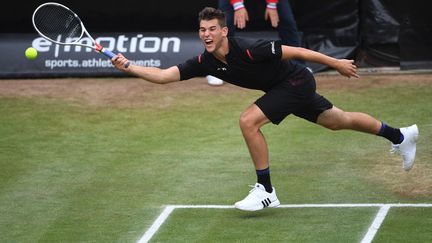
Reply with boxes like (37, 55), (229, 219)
(239, 112), (257, 132)
(319, 108), (351, 131)
(326, 115), (353, 131)
(324, 122), (345, 131)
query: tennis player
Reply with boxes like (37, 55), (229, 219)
(112, 7), (419, 211)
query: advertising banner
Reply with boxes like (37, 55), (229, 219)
(0, 32), (204, 78)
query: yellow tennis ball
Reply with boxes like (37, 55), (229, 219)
(25, 47), (38, 60)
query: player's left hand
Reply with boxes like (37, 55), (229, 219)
(265, 9), (279, 28)
(336, 59), (359, 78)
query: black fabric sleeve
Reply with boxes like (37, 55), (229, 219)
(177, 55), (207, 81)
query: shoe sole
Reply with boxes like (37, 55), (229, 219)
(235, 199), (280, 211)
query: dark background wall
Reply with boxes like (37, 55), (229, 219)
(1, 0), (431, 77)
(5, 1), (429, 34)
(4, 0), (218, 33)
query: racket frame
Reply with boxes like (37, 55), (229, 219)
(32, 2), (115, 58)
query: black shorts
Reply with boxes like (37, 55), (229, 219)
(255, 70), (333, 125)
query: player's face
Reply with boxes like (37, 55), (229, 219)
(199, 19), (227, 53)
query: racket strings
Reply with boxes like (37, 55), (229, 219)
(33, 5), (83, 42)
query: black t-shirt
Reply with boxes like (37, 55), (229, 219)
(177, 37), (305, 92)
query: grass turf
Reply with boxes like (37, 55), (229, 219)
(0, 75), (431, 242)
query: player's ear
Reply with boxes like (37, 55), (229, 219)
(222, 26), (228, 37)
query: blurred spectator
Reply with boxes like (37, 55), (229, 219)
(221, 0), (301, 46)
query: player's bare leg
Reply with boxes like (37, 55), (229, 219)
(235, 104), (280, 211)
(317, 106), (418, 171)
(316, 106), (382, 133)
(239, 104), (271, 170)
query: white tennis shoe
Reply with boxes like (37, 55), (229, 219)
(390, 124), (419, 171)
(234, 183), (280, 211)
(206, 75), (224, 86)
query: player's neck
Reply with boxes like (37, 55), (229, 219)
(213, 37), (229, 64)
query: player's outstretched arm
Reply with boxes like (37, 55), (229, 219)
(111, 54), (180, 84)
(281, 46), (359, 78)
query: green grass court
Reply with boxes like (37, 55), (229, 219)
(0, 74), (431, 242)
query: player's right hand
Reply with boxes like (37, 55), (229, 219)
(234, 8), (249, 29)
(112, 53), (130, 71)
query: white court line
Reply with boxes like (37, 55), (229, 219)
(137, 203), (432, 243)
(137, 206), (175, 243)
(360, 205), (391, 243)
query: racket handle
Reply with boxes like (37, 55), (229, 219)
(101, 48), (116, 58)
(100, 48), (130, 68)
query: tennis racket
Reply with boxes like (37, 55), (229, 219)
(32, 2), (129, 67)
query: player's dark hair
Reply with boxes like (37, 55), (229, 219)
(198, 7), (227, 27)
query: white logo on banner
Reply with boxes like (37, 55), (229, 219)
(32, 34), (181, 58)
